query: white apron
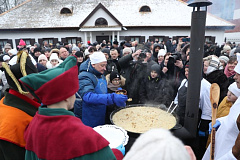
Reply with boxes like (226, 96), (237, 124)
(202, 97), (240, 160)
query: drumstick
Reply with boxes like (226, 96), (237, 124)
(210, 83), (220, 160)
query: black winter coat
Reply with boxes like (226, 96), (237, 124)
(205, 70), (229, 103)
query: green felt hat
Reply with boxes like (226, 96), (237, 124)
(20, 56), (79, 105)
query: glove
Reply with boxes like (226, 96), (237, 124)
(116, 144), (125, 156)
(209, 120), (221, 134)
(198, 130), (206, 137)
(117, 87), (123, 90)
(112, 93), (128, 107)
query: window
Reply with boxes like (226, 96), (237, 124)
(60, 6), (72, 14)
(0, 39), (8, 51)
(67, 38), (77, 45)
(43, 39), (54, 44)
(95, 18), (108, 26)
(139, 6), (151, 12)
(130, 37), (140, 42)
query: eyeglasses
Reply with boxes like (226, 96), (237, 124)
(112, 79), (120, 82)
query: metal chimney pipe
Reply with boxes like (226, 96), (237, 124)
(185, 0), (212, 137)
(172, 0), (212, 140)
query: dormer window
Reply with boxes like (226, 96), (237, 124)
(95, 18), (108, 26)
(139, 5), (151, 12)
(60, 5), (73, 14)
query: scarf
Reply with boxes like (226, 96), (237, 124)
(107, 83), (121, 92)
(224, 63), (236, 78)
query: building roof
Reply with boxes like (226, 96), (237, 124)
(0, 0), (235, 29)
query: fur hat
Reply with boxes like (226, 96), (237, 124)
(20, 56), (79, 105)
(110, 70), (121, 82)
(19, 39), (26, 46)
(123, 47), (132, 55)
(3, 51), (38, 95)
(4, 43), (12, 50)
(228, 82), (240, 98)
(158, 49), (166, 57)
(38, 54), (48, 63)
(219, 56), (229, 64)
(113, 40), (119, 45)
(124, 128), (190, 160)
(90, 52), (106, 64)
(206, 56), (220, 75)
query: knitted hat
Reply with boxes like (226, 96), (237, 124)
(102, 48), (110, 55)
(223, 45), (231, 53)
(72, 46), (80, 52)
(151, 64), (161, 76)
(49, 53), (59, 62)
(38, 54), (48, 63)
(219, 56), (229, 64)
(228, 82), (240, 98)
(158, 49), (166, 57)
(34, 47), (41, 53)
(234, 53), (240, 74)
(3, 55), (10, 61)
(75, 51), (84, 57)
(19, 39), (26, 46)
(110, 70), (121, 82)
(90, 52), (106, 64)
(19, 56), (79, 105)
(124, 128), (190, 160)
(123, 47), (132, 55)
(4, 43), (12, 49)
(8, 48), (18, 55)
(3, 51), (38, 95)
(206, 56), (220, 75)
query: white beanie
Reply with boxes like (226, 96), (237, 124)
(158, 49), (166, 57)
(90, 52), (107, 64)
(219, 56), (229, 64)
(3, 55), (10, 61)
(228, 82), (240, 97)
(72, 46), (80, 52)
(234, 53), (240, 74)
(49, 53), (59, 62)
(38, 54), (48, 63)
(123, 128), (190, 160)
(8, 48), (18, 55)
(84, 49), (90, 56)
(123, 47), (132, 55)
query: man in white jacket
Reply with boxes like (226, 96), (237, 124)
(202, 53), (240, 160)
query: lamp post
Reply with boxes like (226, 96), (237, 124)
(172, 0), (212, 141)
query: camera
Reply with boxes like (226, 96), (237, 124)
(138, 49), (150, 60)
(169, 52), (181, 63)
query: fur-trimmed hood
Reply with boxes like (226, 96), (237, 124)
(106, 74), (125, 86)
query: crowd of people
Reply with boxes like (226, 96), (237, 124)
(0, 37), (240, 160)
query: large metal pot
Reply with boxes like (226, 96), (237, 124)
(110, 104), (180, 138)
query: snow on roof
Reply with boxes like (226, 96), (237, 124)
(0, 0), (234, 29)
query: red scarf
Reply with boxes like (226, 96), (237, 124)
(224, 64), (236, 78)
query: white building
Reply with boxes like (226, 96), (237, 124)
(0, 0), (234, 49)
